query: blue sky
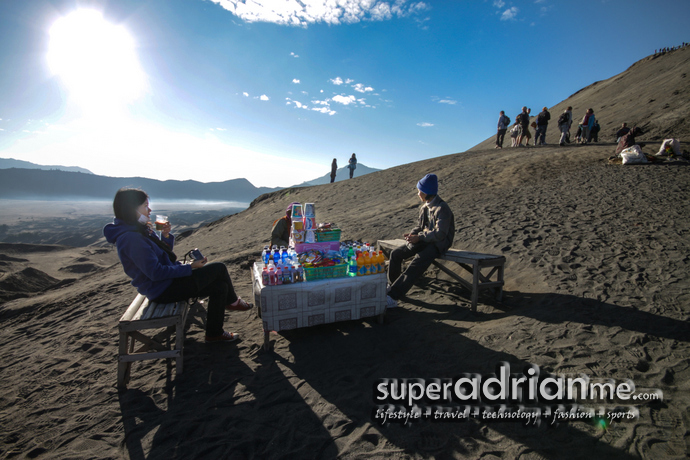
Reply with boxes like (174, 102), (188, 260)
(0, 0), (688, 187)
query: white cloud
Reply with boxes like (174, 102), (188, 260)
(493, 0), (505, 8)
(332, 95), (357, 105)
(330, 77), (344, 85)
(438, 99), (457, 105)
(290, 52), (299, 57)
(259, 94), (269, 101)
(210, 0), (430, 26)
(312, 107), (336, 115)
(501, 7), (518, 20)
(417, 122), (434, 127)
(242, 92), (249, 97)
(292, 79), (300, 84)
(353, 83), (374, 93)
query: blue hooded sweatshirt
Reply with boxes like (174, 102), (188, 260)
(103, 218), (192, 299)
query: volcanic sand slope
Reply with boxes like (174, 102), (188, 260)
(0, 52), (689, 459)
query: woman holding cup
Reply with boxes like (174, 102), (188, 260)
(103, 188), (252, 343)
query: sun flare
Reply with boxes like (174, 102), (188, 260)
(47, 9), (146, 115)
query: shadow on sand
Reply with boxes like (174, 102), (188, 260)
(118, 282), (686, 459)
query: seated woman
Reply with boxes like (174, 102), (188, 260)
(104, 188), (251, 343)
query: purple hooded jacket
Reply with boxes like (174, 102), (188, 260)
(103, 219), (192, 299)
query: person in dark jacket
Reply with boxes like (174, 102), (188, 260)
(534, 107), (551, 146)
(330, 158), (337, 183)
(348, 153), (357, 179)
(495, 110), (509, 149)
(386, 174), (455, 308)
(616, 123), (631, 142)
(104, 188), (251, 343)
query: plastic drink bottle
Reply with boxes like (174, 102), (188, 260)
(348, 256), (357, 277)
(262, 246), (269, 264)
(275, 266), (283, 285)
(378, 251), (385, 274)
(357, 254), (365, 276)
(363, 252), (372, 275)
(297, 264), (304, 282)
(262, 266), (270, 285)
(281, 249), (289, 264)
(268, 267), (276, 285)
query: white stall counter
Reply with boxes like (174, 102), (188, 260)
(251, 262), (387, 350)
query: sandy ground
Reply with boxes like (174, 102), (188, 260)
(1, 139), (689, 459)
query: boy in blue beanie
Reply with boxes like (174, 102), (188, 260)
(387, 174), (455, 308)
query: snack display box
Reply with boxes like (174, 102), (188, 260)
(251, 262), (387, 350)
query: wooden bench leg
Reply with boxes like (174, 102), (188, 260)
(471, 261), (479, 312)
(496, 264), (504, 301)
(175, 320), (185, 375)
(118, 331), (131, 388)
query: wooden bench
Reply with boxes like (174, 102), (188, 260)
(377, 239), (506, 312)
(118, 294), (206, 388)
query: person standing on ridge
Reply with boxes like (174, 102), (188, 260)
(516, 107), (530, 147)
(496, 110), (510, 149)
(535, 107), (550, 146)
(580, 108), (595, 144)
(348, 153), (357, 179)
(558, 106), (573, 146)
(386, 174), (455, 308)
(330, 158), (337, 183)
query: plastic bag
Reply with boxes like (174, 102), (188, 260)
(656, 139), (681, 156)
(620, 145), (648, 165)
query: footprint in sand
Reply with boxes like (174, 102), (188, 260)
(650, 408), (683, 429)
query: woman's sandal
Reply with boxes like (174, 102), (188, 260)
(226, 297), (253, 311)
(205, 331), (239, 343)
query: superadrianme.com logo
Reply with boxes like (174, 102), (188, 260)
(372, 362), (663, 427)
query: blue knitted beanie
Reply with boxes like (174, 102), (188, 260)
(417, 174), (438, 195)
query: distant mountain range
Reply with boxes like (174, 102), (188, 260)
(0, 158), (93, 174)
(0, 167), (279, 203)
(0, 158), (379, 202)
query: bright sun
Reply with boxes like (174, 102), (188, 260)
(47, 9), (146, 115)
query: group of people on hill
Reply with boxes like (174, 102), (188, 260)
(654, 43), (687, 55)
(495, 106), (601, 148)
(330, 153), (358, 183)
